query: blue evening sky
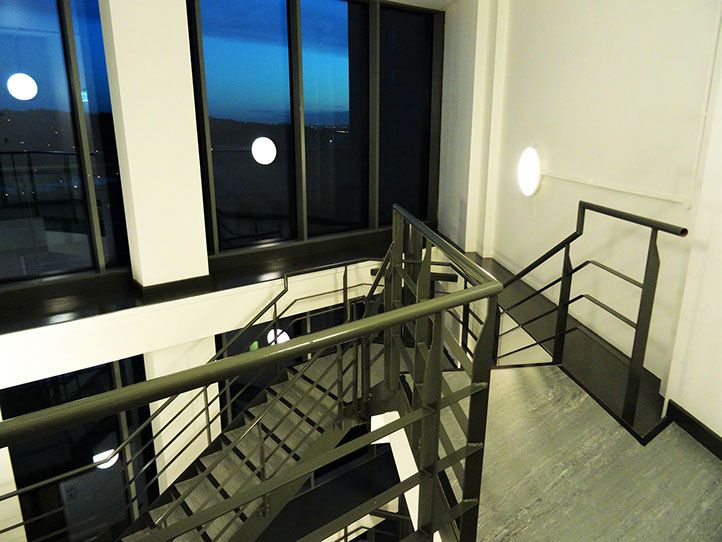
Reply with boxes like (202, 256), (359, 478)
(0, 0), (350, 125)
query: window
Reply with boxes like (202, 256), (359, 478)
(302, 0), (369, 237)
(71, 0), (129, 267)
(199, 0), (297, 251)
(0, 357), (155, 541)
(191, 0), (441, 253)
(0, 0), (128, 285)
(379, 5), (435, 225)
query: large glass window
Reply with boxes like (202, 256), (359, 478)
(193, 1), (441, 250)
(200, 0), (296, 250)
(71, 0), (129, 268)
(0, 357), (155, 541)
(0, 0), (128, 284)
(0, 0), (94, 282)
(302, 0), (369, 237)
(379, 6), (434, 226)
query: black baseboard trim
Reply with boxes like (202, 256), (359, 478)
(667, 400), (722, 460)
(133, 274), (214, 302)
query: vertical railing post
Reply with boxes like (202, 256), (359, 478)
(492, 304), (502, 367)
(410, 245), (432, 453)
(384, 211), (404, 391)
(622, 229), (660, 425)
(361, 337), (372, 422)
(336, 344), (345, 428)
(458, 295), (498, 541)
(552, 244), (573, 365)
(416, 312), (443, 539)
(111, 361), (139, 521)
(461, 279), (470, 354)
(343, 265), (351, 322)
(257, 423), (269, 517)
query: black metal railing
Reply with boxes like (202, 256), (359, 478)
(486, 200), (687, 428)
(0, 206), (502, 542)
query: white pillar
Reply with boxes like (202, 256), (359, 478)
(144, 338), (221, 492)
(99, 0), (209, 287)
(0, 408), (26, 542)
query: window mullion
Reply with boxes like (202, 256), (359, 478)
(57, 0), (106, 272)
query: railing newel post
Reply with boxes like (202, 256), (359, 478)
(552, 244), (573, 365)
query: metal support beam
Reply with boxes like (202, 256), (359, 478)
(416, 312), (443, 539)
(186, 0), (219, 255)
(368, 0), (380, 229)
(288, 0), (308, 241)
(58, 0), (106, 271)
(622, 229), (660, 425)
(552, 244), (573, 364)
(458, 295), (497, 541)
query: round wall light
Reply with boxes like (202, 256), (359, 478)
(517, 146), (541, 196)
(251, 137), (277, 165)
(93, 449), (119, 470)
(7, 73), (38, 101)
(267, 329), (291, 345)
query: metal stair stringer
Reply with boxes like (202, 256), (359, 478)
(228, 415), (360, 542)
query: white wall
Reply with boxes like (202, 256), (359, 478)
(666, 36), (722, 436)
(438, 0), (498, 251)
(478, 0), (721, 382)
(100, 0), (209, 287)
(144, 338), (221, 492)
(0, 262), (378, 391)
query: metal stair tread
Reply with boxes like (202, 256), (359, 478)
(175, 476), (246, 541)
(244, 399), (318, 455)
(199, 449), (260, 497)
(279, 372), (338, 414)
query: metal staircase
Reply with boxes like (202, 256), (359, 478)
(124, 354), (356, 541)
(0, 206), (503, 541)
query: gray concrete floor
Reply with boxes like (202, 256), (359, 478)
(442, 366), (722, 541)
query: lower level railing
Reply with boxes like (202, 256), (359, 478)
(0, 205), (502, 542)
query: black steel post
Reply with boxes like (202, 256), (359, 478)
(416, 312), (443, 539)
(622, 229), (660, 425)
(458, 295), (497, 541)
(552, 244), (573, 365)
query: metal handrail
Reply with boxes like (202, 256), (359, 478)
(392, 205), (498, 287)
(0, 285), (500, 449)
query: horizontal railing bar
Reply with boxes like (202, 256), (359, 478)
(298, 444), (474, 542)
(581, 294), (636, 328)
(587, 259), (643, 288)
(579, 201), (688, 237)
(144, 386), (483, 540)
(298, 473), (423, 542)
(441, 379), (468, 438)
(503, 232), (580, 288)
(0, 281), (500, 449)
(496, 328), (578, 360)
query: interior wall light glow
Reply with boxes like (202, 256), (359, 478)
(93, 449), (119, 470)
(267, 329), (291, 345)
(517, 146), (542, 196)
(251, 137), (277, 165)
(7, 73), (38, 101)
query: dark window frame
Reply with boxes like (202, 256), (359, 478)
(187, 0), (444, 259)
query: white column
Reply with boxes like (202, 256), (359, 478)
(0, 408), (26, 542)
(666, 25), (722, 436)
(144, 338), (221, 492)
(99, 0), (209, 287)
